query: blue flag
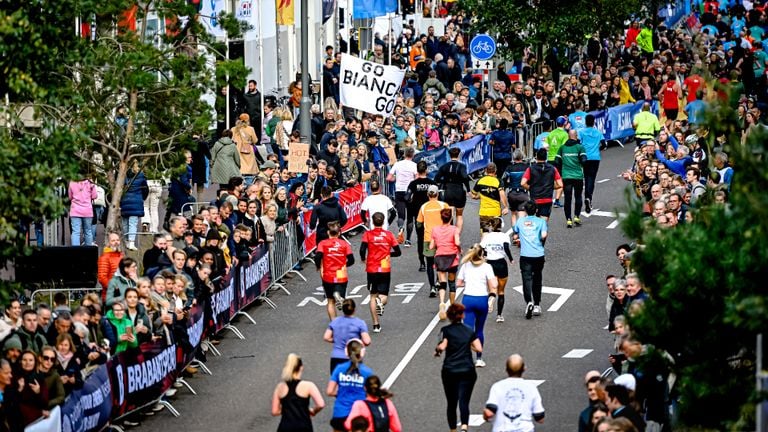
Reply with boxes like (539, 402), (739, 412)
(353, 0), (397, 19)
(323, 0), (336, 24)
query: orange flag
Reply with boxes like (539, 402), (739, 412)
(276, 0), (294, 25)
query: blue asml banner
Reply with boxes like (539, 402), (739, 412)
(589, 101), (659, 140)
(61, 365), (112, 432)
(413, 135), (491, 179)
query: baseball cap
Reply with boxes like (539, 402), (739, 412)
(615, 374), (637, 392)
(427, 185), (439, 196)
(556, 116), (568, 127)
(260, 160), (278, 170)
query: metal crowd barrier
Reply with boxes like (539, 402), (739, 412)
(263, 222), (306, 308)
(30, 287), (101, 309)
(524, 121), (546, 160)
(180, 201), (212, 217)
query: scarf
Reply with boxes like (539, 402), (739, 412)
(57, 350), (74, 369)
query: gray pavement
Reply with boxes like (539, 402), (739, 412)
(136, 143), (635, 432)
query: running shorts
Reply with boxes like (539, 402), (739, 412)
(322, 282), (347, 299)
(443, 188), (467, 209)
(434, 254), (459, 273)
(487, 258), (509, 279)
(367, 272), (391, 295)
(507, 190), (530, 211)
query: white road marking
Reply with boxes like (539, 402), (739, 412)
(562, 349), (594, 359)
(510, 285), (574, 312)
(505, 227), (515, 236)
(597, 178), (611, 183)
(606, 220), (620, 229)
(382, 288), (464, 389)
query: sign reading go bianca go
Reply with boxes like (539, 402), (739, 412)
(339, 54), (405, 116)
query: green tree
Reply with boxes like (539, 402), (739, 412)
(620, 92), (767, 429)
(3, 0), (249, 243)
(455, 0), (650, 59)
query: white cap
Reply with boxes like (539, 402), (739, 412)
(615, 374), (636, 392)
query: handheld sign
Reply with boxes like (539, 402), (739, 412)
(287, 143), (310, 173)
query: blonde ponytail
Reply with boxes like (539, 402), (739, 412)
(461, 243), (486, 266)
(281, 353), (303, 382)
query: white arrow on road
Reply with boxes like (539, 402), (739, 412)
(511, 285), (574, 311)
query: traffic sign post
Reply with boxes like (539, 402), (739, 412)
(469, 34), (497, 61)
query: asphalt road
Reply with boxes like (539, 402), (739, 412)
(137, 143), (634, 432)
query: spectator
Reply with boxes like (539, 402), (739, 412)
(124, 288), (152, 345)
(210, 130), (241, 188)
(16, 350), (49, 427)
(54, 333), (82, 394)
(97, 232), (124, 291)
(106, 257), (138, 307)
(120, 161), (149, 251)
(37, 346), (65, 409)
(68, 173), (98, 247)
(7, 310), (48, 355)
(104, 302), (137, 354)
(35, 304), (52, 334)
(0, 300), (22, 341)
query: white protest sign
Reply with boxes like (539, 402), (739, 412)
(339, 54), (405, 116)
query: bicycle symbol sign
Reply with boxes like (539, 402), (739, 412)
(469, 34), (496, 61)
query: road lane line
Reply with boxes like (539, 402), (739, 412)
(606, 220), (620, 229)
(597, 179), (611, 184)
(382, 288), (464, 389)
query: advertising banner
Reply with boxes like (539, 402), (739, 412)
(60, 366), (111, 432)
(301, 184), (367, 252)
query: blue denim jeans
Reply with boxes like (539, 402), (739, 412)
(91, 206), (104, 243)
(71, 217), (93, 246)
(122, 216), (139, 243)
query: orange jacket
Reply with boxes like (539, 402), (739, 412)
(98, 249), (123, 290)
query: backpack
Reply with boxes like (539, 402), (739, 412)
(364, 398), (390, 432)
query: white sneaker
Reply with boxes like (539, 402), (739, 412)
(438, 302), (447, 320)
(126, 242), (138, 251)
(533, 305), (542, 316)
(475, 359), (486, 368)
(496, 315), (505, 323)
(375, 297), (384, 316)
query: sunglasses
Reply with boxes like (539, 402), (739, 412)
(42, 355), (55, 362)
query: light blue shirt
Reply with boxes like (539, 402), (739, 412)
(568, 111), (588, 131)
(514, 216), (547, 258)
(579, 127), (604, 161)
(534, 131), (550, 151)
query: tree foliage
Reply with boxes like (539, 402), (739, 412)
(620, 92), (767, 429)
(455, 0), (652, 58)
(2, 0), (249, 243)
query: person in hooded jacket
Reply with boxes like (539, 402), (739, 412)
(310, 186), (348, 244)
(210, 130), (242, 187)
(120, 162), (149, 250)
(106, 258), (138, 307)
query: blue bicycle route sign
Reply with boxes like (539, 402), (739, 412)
(469, 34), (496, 61)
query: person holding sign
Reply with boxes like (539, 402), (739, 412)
(315, 221), (355, 321)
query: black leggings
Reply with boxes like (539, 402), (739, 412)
(441, 369), (477, 428)
(415, 224), (425, 265)
(426, 256), (436, 288)
(563, 179), (584, 220)
(395, 192), (409, 236)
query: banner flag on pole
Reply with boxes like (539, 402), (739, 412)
(353, 0), (397, 19)
(339, 54), (405, 116)
(276, 0), (294, 25)
(322, 0), (336, 24)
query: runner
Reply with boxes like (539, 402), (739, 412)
(501, 149), (530, 227)
(434, 147), (471, 232)
(483, 354), (545, 431)
(658, 73), (682, 128)
(521, 148), (563, 222)
(471, 162), (509, 229)
(455, 244), (498, 367)
(480, 218), (513, 323)
(315, 221), (355, 321)
(579, 114), (605, 214)
(406, 161), (437, 272)
(434, 303), (482, 432)
(360, 180), (396, 231)
(554, 129), (587, 228)
(360, 213), (402, 333)
(512, 201), (548, 319)
(271, 353), (325, 432)
(324, 299), (371, 374)
(545, 116), (569, 208)
(416, 185), (450, 298)
(387, 147), (418, 246)
(326, 339), (374, 432)
(429, 208), (461, 320)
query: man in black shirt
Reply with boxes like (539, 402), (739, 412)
(406, 161), (436, 272)
(434, 147), (471, 231)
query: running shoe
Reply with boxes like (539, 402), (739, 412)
(429, 286), (437, 297)
(403, 240), (412, 248)
(438, 303), (447, 320)
(525, 302), (534, 319)
(566, 219), (573, 228)
(496, 315), (505, 323)
(553, 200), (563, 208)
(375, 297), (384, 316)
(373, 324), (381, 333)
(573, 216), (582, 226)
(418, 263), (426, 272)
(533, 305), (542, 316)
(584, 198), (592, 214)
(333, 292), (344, 310)
(475, 359), (486, 368)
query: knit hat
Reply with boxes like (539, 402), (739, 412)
(206, 230), (222, 241)
(3, 337), (21, 352)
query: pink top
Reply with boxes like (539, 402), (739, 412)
(68, 180), (97, 217)
(344, 397), (402, 432)
(431, 224), (460, 256)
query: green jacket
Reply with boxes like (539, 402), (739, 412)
(106, 274), (136, 308)
(41, 368), (66, 408)
(637, 27), (653, 54)
(210, 137), (241, 185)
(106, 310), (139, 354)
(546, 128), (569, 161)
(555, 139), (587, 180)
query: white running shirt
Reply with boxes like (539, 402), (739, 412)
(457, 262), (496, 297)
(390, 159), (418, 192)
(361, 194), (394, 230)
(486, 377), (544, 432)
(481, 232), (511, 261)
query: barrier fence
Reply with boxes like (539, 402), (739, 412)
(29, 287), (102, 309)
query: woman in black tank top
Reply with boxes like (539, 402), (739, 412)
(272, 354), (325, 432)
